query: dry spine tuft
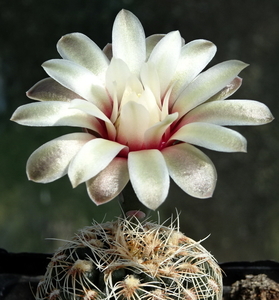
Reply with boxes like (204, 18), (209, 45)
(36, 217), (223, 300)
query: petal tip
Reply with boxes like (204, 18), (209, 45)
(10, 108), (22, 123)
(10, 114), (15, 122)
(204, 191), (214, 199)
(69, 175), (80, 188)
(268, 114), (275, 123)
(241, 145), (248, 153)
(203, 184), (216, 199)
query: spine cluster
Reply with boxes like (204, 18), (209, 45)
(36, 217), (222, 300)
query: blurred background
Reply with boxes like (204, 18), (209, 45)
(0, 0), (278, 262)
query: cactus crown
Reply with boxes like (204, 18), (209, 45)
(37, 217), (222, 300)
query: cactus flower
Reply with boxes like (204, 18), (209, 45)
(11, 10), (273, 210)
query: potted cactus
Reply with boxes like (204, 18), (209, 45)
(8, 9), (273, 300)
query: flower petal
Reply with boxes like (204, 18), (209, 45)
(103, 43), (112, 60)
(169, 122), (247, 152)
(206, 76), (243, 102)
(86, 157), (129, 205)
(11, 101), (104, 134)
(173, 60), (248, 117)
(120, 75), (144, 107)
(106, 58), (131, 101)
(170, 39), (217, 103)
(128, 150), (169, 210)
(140, 62), (161, 107)
(148, 31), (182, 96)
(27, 133), (93, 183)
(57, 32), (109, 80)
(181, 100), (274, 126)
(68, 138), (126, 187)
(162, 143), (217, 198)
(117, 101), (150, 151)
(70, 99), (116, 140)
(112, 9), (146, 75)
(42, 59), (109, 112)
(26, 78), (83, 102)
(144, 113), (178, 149)
(145, 34), (165, 59)
(137, 86), (160, 124)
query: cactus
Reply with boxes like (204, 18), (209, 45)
(36, 217), (222, 300)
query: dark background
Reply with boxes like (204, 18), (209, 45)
(0, 0), (278, 262)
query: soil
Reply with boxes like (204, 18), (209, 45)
(230, 274), (279, 300)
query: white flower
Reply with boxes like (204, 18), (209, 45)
(11, 10), (273, 210)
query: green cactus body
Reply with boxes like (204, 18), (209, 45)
(36, 217), (222, 300)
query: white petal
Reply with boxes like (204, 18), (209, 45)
(86, 157), (129, 205)
(181, 100), (274, 126)
(145, 34), (165, 59)
(103, 43), (112, 60)
(161, 84), (173, 120)
(109, 89), (119, 125)
(206, 76), (242, 102)
(27, 133), (93, 183)
(10, 101), (104, 134)
(144, 113), (178, 149)
(173, 60), (248, 117)
(57, 32), (109, 80)
(70, 99), (116, 140)
(106, 58), (131, 101)
(128, 150), (169, 210)
(26, 78), (83, 102)
(140, 62), (161, 107)
(120, 75), (144, 107)
(117, 101), (150, 151)
(148, 31), (182, 96)
(70, 99), (110, 122)
(137, 86), (160, 124)
(112, 9), (146, 75)
(162, 143), (217, 198)
(68, 138), (126, 187)
(170, 39), (217, 103)
(169, 122), (247, 152)
(42, 59), (110, 112)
